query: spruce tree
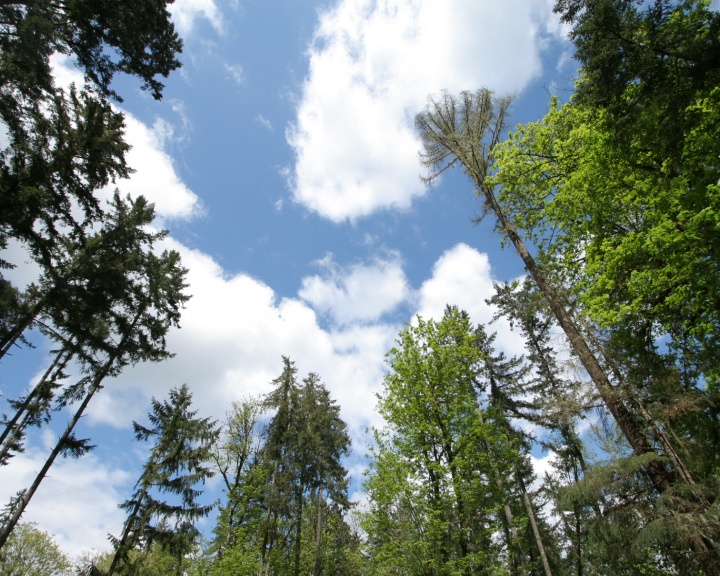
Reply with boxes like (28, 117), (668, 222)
(107, 384), (218, 576)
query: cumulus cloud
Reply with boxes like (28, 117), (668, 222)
(299, 252), (411, 326)
(416, 243), (527, 357)
(0, 450), (129, 557)
(117, 113), (202, 222)
(287, 0), (568, 222)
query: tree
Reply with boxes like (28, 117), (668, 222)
(553, 0), (720, 166)
(204, 358), (355, 576)
(415, 87), (685, 519)
(0, 0), (183, 329)
(490, 279), (593, 576)
(0, 0), (189, 549)
(257, 360), (352, 576)
(0, 196), (190, 550)
(364, 307), (536, 575)
(0, 193), (178, 464)
(107, 384), (218, 576)
(489, 89), (720, 570)
(209, 397), (263, 556)
(0, 522), (71, 576)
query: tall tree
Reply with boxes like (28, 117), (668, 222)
(0, 0), (189, 548)
(210, 397), (263, 556)
(364, 307), (533, 575)
(0, 204), (190, 549)
(107, 384), (218, 576)
(415, 90), (685, 541)
(204, 359), (354, 576)
(490, 279), (592, 576)
(490, 88), (720, 570)
(0, 0), (182, 335)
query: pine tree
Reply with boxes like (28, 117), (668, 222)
(107, 384), (218, 576)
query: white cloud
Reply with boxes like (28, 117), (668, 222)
(0, 450), (129, 557)
(116, 112), (202, 222)
(299, 252), (411, 325)
(224, 62), (245, 85)
(170, 0), (223, 36)
(287, 0), (568, 222)
(416, 243), (527, 357)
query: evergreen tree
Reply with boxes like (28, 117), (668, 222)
(0, 196), (189, 549)
(203, 358), (354, 576)
(107, 384), (218, 576)
(0, 0), (189, 551)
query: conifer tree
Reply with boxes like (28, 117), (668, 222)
(107, 384), (218, 576)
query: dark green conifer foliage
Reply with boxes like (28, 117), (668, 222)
(0, 195), (189, 550)
(0, 0), (188, 550)
(107, 384), (218, 576)
(204, 359), (353, 576)
(258, 360), (351, 576)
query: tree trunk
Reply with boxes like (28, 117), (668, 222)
(0, 349), (72, 464)
(314, 488), (323, 576)
(518, 474), (552, 576)
(293, 488), (304, 576)
(0, 352), (114, 549)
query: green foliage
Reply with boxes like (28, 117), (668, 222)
(200, 359), (357, 576)
(0, 523), (71, 576)
(0, 0), (189, 551)
(362, 307), (553, 575)
(108, 385), (218, 576)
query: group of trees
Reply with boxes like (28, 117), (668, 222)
(0, 0), (191, 558)
(200, 358), (359, 576)
(0, 360), (359, 576)
(2, 0), (720, 573)
(76, 360), (358, 576)
(363, 305), (588, 575)
(388, 0), (720, 573)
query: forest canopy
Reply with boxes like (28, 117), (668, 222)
(1, 0), (719, 574)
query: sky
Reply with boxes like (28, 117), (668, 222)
(0, 0), (578, 558)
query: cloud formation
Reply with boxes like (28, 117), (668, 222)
(170, 0), (223, 36)
(287, 0), (567, 222)
(299, 252), (411, 326)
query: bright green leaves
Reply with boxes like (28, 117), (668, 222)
(492, 84), (720, 375)
(364, 307), (550, 575)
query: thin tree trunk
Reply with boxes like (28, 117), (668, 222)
(314, 488), (323, 576)
(293, 488), (304, 576)
(0, 349), (72, 464)
(0, 310), (37, 362)
(107, 483), (151, 576)
(476, 411), (526, 575)
(518, 474), (552, 576)
(0, 348), (117, 549)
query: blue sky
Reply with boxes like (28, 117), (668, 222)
(0, 0), (576, 557)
